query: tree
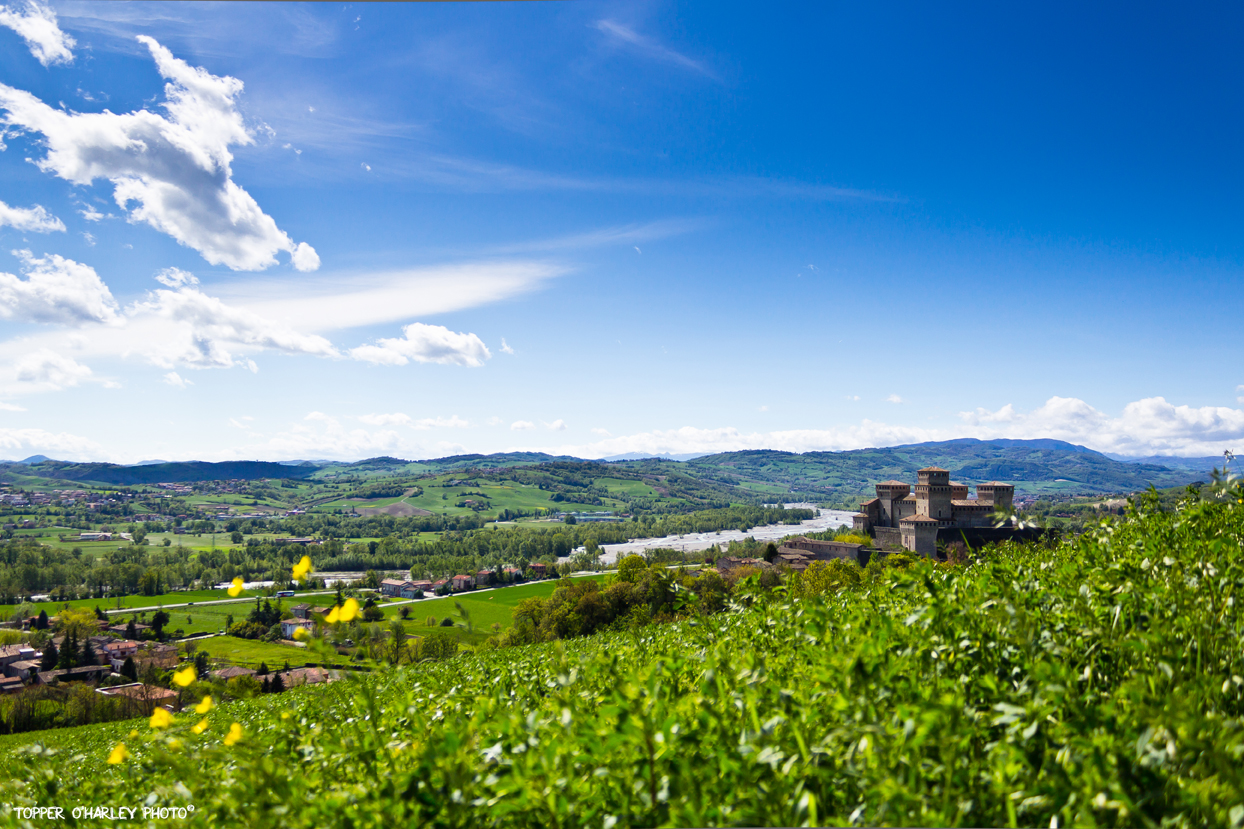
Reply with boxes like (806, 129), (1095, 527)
(151, 610), (170, 640)
(125, 619), (137, 640)
(257, 661), (269, 676)
(40, 640), (58, 671)
(58, 632), (77, 669)
(81, 637), (96, 666)
(35, 610), (48, 630)
(617, 555), (647, 584)
(763, 543), (779, 563)
(230, 531), (243, 544)
(270, 672), (285, 693)
(120, 655), (137, 681)
(363, 604), (385, 623)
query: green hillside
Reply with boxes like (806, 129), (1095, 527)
(2, 485), (1241, 826)
(683, 438), (1205, 506)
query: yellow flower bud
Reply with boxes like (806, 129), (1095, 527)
(195, 695), (213, 714)
(149, 707), (173, 729)
(107, 743), (129, 764)
(224, 722), (243, 746)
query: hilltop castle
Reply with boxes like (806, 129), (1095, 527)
(853, 468), (1014, 556)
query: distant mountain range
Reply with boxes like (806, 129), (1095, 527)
(0, 439), (1220, 498)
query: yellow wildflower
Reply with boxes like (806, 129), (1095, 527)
(128, 729), (138, 739)
(292, 555), (312, 582)
(293, 627), (310, 642)
(227, 577), (244, 598)
(167, 738), (182, 751)
(172, 666), (196, 687)
(195, 695), (213, 714)
(224, 722), (243, 746)
(280, 711), (291, 720)
(192, 719), (208, 735)
(339, 598), (359, 622)
(149, 707), (173, 729)
(107, 743), (129, 764)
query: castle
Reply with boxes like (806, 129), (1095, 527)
(853, 468), (1014, 556)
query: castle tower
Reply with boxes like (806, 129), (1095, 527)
(950, 481), (969, 501)
(874, 480), (910, 528)
(976, 482), (1014, 512)
(900, 515), (939, 556)
(915, 467), (952, 522)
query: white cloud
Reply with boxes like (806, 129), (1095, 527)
(510, 420), (534, 431)
(0, 427), (99, 460)
(0, 200), (64, 232)
(0, 250), (121, 325)
(846, 395), (860, 401)
(81, 231), (94, 246)
(959, 396), (1244, 457)
(154, 267), (198, 288)
(162, 371), (191, 388)
(13, 348), (91, 389)
(758, 405), (769, 412)
(127, 284), (338, 369)
(0, 0), (74, 66)
(532, 395), (1244, 459)
(545, 419), (567, 432)
(208, 412), (416, 462)
(228, 416), (253, 429)
(0, 36), (318, 271)
(500, 338), (514, 355)
(224, 261), (563, 333)
(79, 205), (107, 222)
(356, 413), (469, 430)
(349, 322), (490, 367)
(0, 401), (26, 411)
(886, 394), (905, 404)
(487, 416), (502, 426)
(591, 427), (612, 437)
(592, 19), (716, 79)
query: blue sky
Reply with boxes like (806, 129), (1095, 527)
(0, 0), (1241, 463)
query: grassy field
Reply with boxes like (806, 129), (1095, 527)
(0, 588), (337, 620)
(191, 635), (312, 669)
(380, 575), (608, 644)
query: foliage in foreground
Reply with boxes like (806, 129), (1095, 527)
(2, 487), (1244, 827)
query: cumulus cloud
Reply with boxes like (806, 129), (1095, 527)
(886, 394), (904, 404)
(349, 322), (490, 367)
(0, 36), (318, 271)
(162, 371), (191, 388)
(0, 200), (64, 232)
(0, 427), (99, 460)
(356, 413), (469, 430)
(13, 348), (91, 389)
(0, 0), (74, 66)
(545, 419), (567, 432)
(154, 267), (198, 288)
(510, 420), (535, 431)
(959, 396), (1244, 457)
(206, 411), (416, 462)
(529, 395), (1244, 460)
(0, 250), (121, 325)
(127, 284), (338, 369)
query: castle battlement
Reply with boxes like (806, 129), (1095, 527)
(853, 474), (1014, 556)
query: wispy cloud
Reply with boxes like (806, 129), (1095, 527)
(0, 0), (75, 66)
(592, 19), (717, 80)
(0, 200), (64, 232)
(485, 218), (708, 255)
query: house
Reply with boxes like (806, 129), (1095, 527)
(528, 563), (548, 579)
(134, 643), (178, 671)
(0, 644), (37, 669)
(380, 578), (410, 597)
(475, 570), (493, 586)
(272, 666), (331, 688)
(214, 666), (257, 681)
(95, 683), (179, 715)
(503, 567), (524, 583)
(450, 575), (475, 592)
(280, 618), (313, 639)
(5, 660), (42, 681)
(107, 622), (150, 637)
(103, 640), (139, 670)
(35, 665), (112, 685)
(431, 579), (450, 596)
(0, 676), (23, 693)
(399, 582), (429, 599)
(309, 606), (331, 618)
(291, 603), (312, 620)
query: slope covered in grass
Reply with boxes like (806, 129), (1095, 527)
(2, 488), (1242, 827)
